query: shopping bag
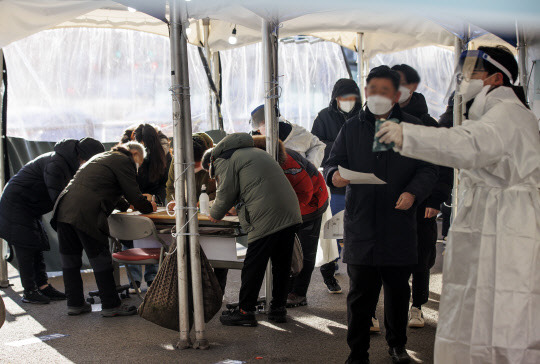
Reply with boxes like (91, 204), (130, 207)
(139, 242), (223, 331)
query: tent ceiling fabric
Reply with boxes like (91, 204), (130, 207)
(1, 0), (538, 55)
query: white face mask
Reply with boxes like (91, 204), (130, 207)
(456, 79), (484, 103)
(366, 95), (394, 116)
(398, 86), (412, 104)
(338, 100), (355, 113)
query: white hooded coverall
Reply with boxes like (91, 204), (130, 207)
(399, 86), (540, 364)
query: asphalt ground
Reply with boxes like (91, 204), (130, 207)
(0, 243), (444, 364)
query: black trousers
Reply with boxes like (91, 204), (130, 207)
(289, 216), (322, 297)
(57, 222), (121, 309)
(239, 225), (297, 312)
(14, 245), (49, 292)
(347, 264), (411, 361)
(411, 217), (438, 308)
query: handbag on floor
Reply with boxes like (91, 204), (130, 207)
(138, 242), (223, 331)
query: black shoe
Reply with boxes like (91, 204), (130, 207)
(268, 306), (287, 323)
(325, 278), (342, 294)
(220, 307), (257, 327)
(39, 284), (67, 301)
(22, 289), (51, 304)
(286, 293), (307, 308)
(388, 346), (411, 364)
(146, 280), (153, 288)
(345, 358), (370, 364)
(68, 303), (92, 316)
(101, 303), (138, 317)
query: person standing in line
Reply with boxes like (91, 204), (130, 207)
(325, 66), (437, 364)
(312, 79), (363, 295)
(391, 64), (453, 328)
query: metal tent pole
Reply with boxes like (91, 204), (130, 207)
(451, 35), (466, 221)
(203, 18), (216, 130)
(169, 0), (191, 349)
(356, 32), (365, 102)
(262, 19), (279, 311)
(0, 49), (8, 288)
(516, 22), (529, 101)
(179, 13), (207, 351)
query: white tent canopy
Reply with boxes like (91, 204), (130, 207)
(2, 0), (538, 57)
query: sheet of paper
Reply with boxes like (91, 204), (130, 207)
(338, 166), (386, 185)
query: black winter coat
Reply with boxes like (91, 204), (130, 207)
(52, 150), (153, 241)
(312, 79), (362, 195)
(0, 139), (81, 250)
(136, 152), (172, 205)
(324, 105), (438, 266)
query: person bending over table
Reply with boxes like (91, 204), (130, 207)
(205, 133), (302, 327)
(51, 142), (157, 317)
(0, 138), (104, 304)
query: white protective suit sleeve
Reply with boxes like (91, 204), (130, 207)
(400, 103), (514, 170)
(284, 123), (326, 169)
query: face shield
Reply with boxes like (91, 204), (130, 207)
(445, 50), (514, 103)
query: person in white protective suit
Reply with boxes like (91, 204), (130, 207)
(376, 45), (540, 364)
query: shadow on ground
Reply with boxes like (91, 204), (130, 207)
(0, 242), (444, 363)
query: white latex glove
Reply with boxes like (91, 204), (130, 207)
(376, 121), (403, 149)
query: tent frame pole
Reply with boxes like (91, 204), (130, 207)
(356, 32), (365, 102)
(170, 0), (191, 349)
(451, 35), (467, 221)
(0, 48), (7, 288)
(516, 22), (528, 101)
(181, 14), (207, 352)
(262, 19), (279, 312)
(203, 18), (216, 130)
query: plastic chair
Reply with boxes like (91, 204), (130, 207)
(108, 214), (169, 299)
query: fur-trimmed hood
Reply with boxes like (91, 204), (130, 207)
(251, 135), (288, 165)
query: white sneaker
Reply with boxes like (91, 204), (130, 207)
(408, 306), (425, 328)
(370, 316), (381, 333)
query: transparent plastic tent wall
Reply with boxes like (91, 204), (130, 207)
(4, 28), (454, 142)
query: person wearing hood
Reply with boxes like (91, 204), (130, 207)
(388, 64), (453, 328)
(250, 105), (325, 169)
(0, 138), (104, 304)
(377, 46), (540, 364)
(325, 66), (438, 364)
(312, 78), (363, 295)
(51, 142), (156, 317)
(252, 135), (329, 308)
(205, 133), (302, 327)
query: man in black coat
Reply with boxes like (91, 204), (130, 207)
(0, 138), (104, 304)
(324, 66), (438, 364)
(391, 65), (453, 328)
(311, 78), (362, 294)
(52, 142), (156, 317)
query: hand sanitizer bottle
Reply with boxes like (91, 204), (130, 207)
(199, 184), (210, 215)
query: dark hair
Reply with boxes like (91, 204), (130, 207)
(134, 124), (167, 183)
(391, 64), (421, 84)
(366, 66), (400, 91)
(193, 136), (206, 162)
(120, 128), (134, 144)
(201, 149), (213, 171)
(477, 46), (518, 85)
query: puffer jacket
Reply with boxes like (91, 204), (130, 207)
(252, 136), (329, 221)
(312, 78), (362, 194)
(279, 119), (325, 169)
(52, 149), (153, 241)
(0, 139), (82, 250)
(209, 133), (302, 243)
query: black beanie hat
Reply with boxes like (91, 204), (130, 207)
(77, 137), (105, 161)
